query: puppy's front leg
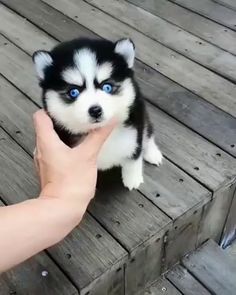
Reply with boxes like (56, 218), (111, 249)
(121, 156), (144, 190)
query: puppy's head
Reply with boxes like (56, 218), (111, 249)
(33, 38), (136, 134)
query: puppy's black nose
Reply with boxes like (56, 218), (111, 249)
(88, 105), (103, 119)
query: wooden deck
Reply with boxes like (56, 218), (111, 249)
(146, 239), (236, 295)
(0, 0), (235, 294)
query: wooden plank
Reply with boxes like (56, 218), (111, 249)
(0, 252), (78, 295)
(0, 128), (128, 294)
(144, 276), (181, 295)
(163, 209), (203, 271)
(170, 0), (236, 31)
(128, 0), (236, 56)
(197, 182), (235, 245)
(0, 75), (37, 155)
(182, 239), (236, 295)
(3, 0), (236, 159)
(0, 0), (95, 40)
(220, 183), (236, 248)
(42, 0), (236, 117)
(214, 0), (236, 11)
(87, 0), (236, 83)
(147, 104), (236, 191)
(135, 62), (236, 158)
(166, 264), (211, 295)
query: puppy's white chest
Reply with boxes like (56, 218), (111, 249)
(98, 126), (137, 170)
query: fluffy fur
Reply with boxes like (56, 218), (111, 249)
(33, 38), (163, 190)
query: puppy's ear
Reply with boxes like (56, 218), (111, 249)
(32, 50), (53, 80)
(114, 38), (135, 68)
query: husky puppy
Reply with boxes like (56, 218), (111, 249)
(33, 38), (163, 190)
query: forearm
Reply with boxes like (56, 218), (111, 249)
(0, 197), (84, 272)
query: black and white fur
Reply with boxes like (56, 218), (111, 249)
(33, 38), (163, 190)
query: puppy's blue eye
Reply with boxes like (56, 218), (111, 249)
(69, 88), (80, 99)
(102, 83), (113, 93)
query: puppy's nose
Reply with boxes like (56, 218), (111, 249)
(88, 105), (103, 119)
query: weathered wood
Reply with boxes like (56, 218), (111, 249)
(42, 0), (236, 117)
(144, 276), (181, 295)
(170, 0), (236, 31)
(0, 35), (41, 106)
(147, 104), (236, 191)
(0, 251), (78, 295)
(0, 75), (37, 155)
(221, 183), (236, 248)
(141, 160), (211, 220)
(166, 264), (211, 295)
(0, 202), (77, 295)
(3, 0), (236, 158)
(128, 0), (236, 55)
(197, 182), (235, 245)
(135, 62), (236, 158)
(87, 0), (236, 82)
(0, 128), (128, 294)
(182, 239), (236, 295)
(163, 209), (203, 271)
(214, 0), (236, 11)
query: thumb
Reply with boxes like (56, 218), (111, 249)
(75, 118), (117, 156)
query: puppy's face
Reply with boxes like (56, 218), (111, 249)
(33, 38), (136, 133)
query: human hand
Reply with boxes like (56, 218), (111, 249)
(33, 110), (116, 214)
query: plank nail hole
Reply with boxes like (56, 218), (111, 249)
(231, 144), (235, 148)
(116, 267), (122, 273)
(91, 8), (95, 11)
(162, 287), (167, 292)
(194, 167), (199, 171)
(9, 291), (17, 295)
(138, 203), (144, 208)
(155, 62), (159, 66)
(130, 258), (135, 263)
(96, 233), (102, 239)
(174, 226), (178, 230)
(15, 130), (21, 134)
(193, 210), (198, 215)
(156, 237), (160, 243)
(41, 270), (48, 277)
(66, 253), (72, 259)
(115, 220), (120, 226)
(216, 153), (221, 157)
(74, 15), (78, 18)
(184, 49), (188, 51)
(85, 292), (90, 295)
(179, 178), (184, 183)
(224, 29), (228, 32)
(4, 42), (8, 45)
(196, 41), (203, 45)
(156, 193), (160, 197)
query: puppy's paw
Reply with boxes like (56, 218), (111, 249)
(144, 137), (163, 166)
(122, 171), (144, 191)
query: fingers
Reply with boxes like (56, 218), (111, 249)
(33, 110), (62, 150)
(77, 118), (117, 157)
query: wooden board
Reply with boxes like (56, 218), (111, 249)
(182, 239), (236, 295)
(87, 0), (236, 83)
(221, 183), (236, 248)
(144, 276), (181, 295)
(42, 0), (236, 117)
(0, 251), (78, 295)
(128, 0), (236, 55)
(2, 0), (236, 159)
(147, 104), (236, 191)
(167, 264), (211, 295)
(214, 0), (236, 11)
(0, 75), (37, 155)
(135, 61), (236, 158)
(170, 0), (236, 31)
(0, 128), (128, 294)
